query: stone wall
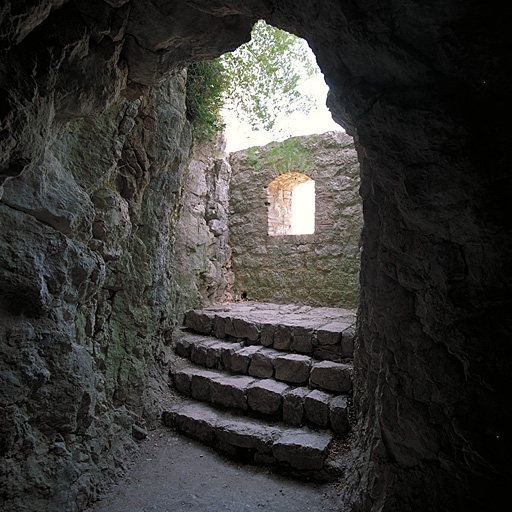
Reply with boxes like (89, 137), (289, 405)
(229, 132), (362, 307)
(0, 71), (232, 511)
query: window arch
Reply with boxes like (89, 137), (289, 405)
(267, 171), (315, 236)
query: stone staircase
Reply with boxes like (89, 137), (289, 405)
(163, 302), (356, 481)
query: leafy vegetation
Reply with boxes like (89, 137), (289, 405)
(266, 138), (314, 174)
(245, 137), (314, 174)
(185, 59), (227, 140)
(185, 20), (319, 140)
(220, 20), (319, 133)
(245, 147), (263, 170)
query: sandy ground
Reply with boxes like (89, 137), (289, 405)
(86, 427), (342, 512)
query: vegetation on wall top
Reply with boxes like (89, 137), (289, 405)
(245, 137), (315, 175)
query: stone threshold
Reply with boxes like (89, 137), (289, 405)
(184, 301), (356, 362)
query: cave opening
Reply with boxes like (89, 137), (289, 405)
(222, 21), (360, 308)
(220, 19), (342, 153)
(0, 3), (508, 512)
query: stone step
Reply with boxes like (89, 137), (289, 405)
(162, 400), (339, 481)
(175, 332), (353, 394)
(171, 363), (350, 435)
(183, 302), (355, 362)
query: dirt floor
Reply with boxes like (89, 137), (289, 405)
(86, 426), (342, 512)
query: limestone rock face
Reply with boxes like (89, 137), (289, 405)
(173, 137), (234, 305)
(1, 28), (232, 511)
(229, 132), (362, 307)
(1, 1), (510, 512)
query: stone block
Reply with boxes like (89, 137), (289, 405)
(185, 310), (214, 334)
(232, 317), (260, 343)
(313, 344), (342, 362)
(274, 354), (311, 385)
(309, 360), (352, 393)
(190, 338), (218, 367)
(254, 453), (276, 465)
(247, 379), (290, 416)
(316, 322), (343, 347)
(210, 375), (255, 410)
(205, 341), (225, 369)
(248, 348), (278, 378)
(283, 387), (310, 426)
(290, 325), (314, 354)
(230, 345), (261, 374)
(329, 395), (349, 435)
(273, 324), (293, 351)
(260, 323), (275, 347)
(304, 389), (333, 427)
(219, 343), (240, 372)
(190, 370), (216, 402)
(215, 440), (237, 457)
(174, 337), (192, 358)
(213, 314), (227, 339)
(341, 327), (355, 358)
(164, 404), (217, 444)
(172, 367), (194, 395)
(216, 418), (275, 454)
(272, 429), (332, 470)
(224, 317), (235, 338)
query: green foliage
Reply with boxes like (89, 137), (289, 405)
(185, 21), (320, 141)
(185, 60), (227, 140)
(248, 137), (314, 174)
(245, 147), (263, 171)
(220, 20), (319, 133)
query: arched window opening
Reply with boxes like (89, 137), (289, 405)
(267, 172), (315, 236)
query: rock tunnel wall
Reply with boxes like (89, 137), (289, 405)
(1, 1), (510, 512)
(229, 132), (362, 307)
(0, 36), (233, 511)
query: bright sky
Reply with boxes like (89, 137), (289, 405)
(222, 72), (344, 153)
(292, 180), (315, 234)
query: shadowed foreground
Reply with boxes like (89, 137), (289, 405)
(86, 427), (341, 512)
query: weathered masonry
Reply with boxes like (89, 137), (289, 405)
(229, 132), (362, 307)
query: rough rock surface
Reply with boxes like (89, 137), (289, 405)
(1, 1), (510, 512)
(229, 132), (362, 307)
(1, 36), (232, 512)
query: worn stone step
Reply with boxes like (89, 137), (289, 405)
(183, 302), (355, 362)
(175, 332), (352, 394)
(162, 400), (338, 481)
(171, 364), (350, 435)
